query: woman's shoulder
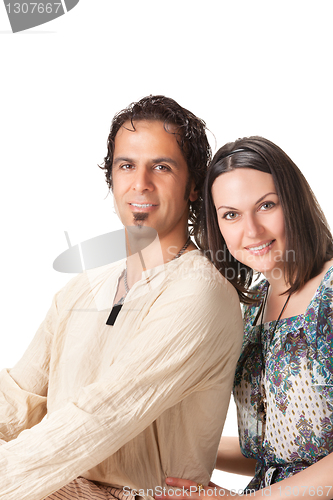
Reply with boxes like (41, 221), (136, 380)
(245, 277), (268, 307)
(316, 260), (333, 310)
(311, 259), (333, 307)
(250, 277), (268, 295)
(320, 259), (333, 287)
(241, 278), (268, 323)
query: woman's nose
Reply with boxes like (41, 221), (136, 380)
(244, 214), (264, 238)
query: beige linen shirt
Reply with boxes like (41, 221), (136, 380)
(0, 250), (243, 500)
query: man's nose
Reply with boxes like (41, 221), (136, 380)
(132, 168), (154, 192)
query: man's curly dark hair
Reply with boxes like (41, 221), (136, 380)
(100, 95), (211, 234)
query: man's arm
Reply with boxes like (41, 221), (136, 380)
(0, 292), (59, 442)
(0, 272), (243, 500)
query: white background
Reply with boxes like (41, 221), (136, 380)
(1, 0), (332, 491)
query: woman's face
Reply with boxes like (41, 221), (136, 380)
(211, 168), (286, 277)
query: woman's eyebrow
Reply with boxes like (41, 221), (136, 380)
(217, 204), (237, 211)
(255, 192), (277, 204)
(216, 192), (277, 211)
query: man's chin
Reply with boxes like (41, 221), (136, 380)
(133, 212), (149, 226)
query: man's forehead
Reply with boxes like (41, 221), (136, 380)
(112, 119), (189, 172)
(116, 118), (178, 136)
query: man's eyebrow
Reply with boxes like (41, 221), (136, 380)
(153, 157), (179, 168)
(112, 156), (134, 166)
(112, 156), (179, 168)
(217, 192), (277, 211)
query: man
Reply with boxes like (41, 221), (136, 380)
(0, 96), (243, 499)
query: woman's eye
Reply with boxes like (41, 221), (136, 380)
(260, 201), (275, 211)
(223, 211), (239, 220)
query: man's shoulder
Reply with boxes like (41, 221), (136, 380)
(54, 259), (125, 307)
(168, 249), (229, 282)
(156, 251), (243, 346)
(166, 250), (239, 303)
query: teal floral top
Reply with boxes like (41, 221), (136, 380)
(233, 266), (333, 490)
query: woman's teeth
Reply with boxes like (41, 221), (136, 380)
(250, 240), (273, 251)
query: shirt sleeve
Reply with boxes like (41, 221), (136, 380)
(0, 292), (59, 442)
(311, 276), (333, 396)
(0, 273), (243, 500)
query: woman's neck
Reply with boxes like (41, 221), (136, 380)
(262, 269), (290, 297)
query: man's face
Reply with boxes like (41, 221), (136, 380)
(112, 120), (197, 242)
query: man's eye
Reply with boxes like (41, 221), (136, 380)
(154, 164), (170, 171)
(120, 164), (133, 170)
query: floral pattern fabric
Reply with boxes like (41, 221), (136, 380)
(233, 266), (333, 490)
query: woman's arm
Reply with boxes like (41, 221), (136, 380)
(157, 452), (333, 500)
(215, 436), (256, 476)
(259, 452), (333, 500)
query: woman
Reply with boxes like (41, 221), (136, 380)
(158, 137), (333, 497)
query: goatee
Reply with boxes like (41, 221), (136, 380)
(133, 212), (149, 226)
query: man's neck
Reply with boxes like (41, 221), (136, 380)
(125, 231), (195, 289)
